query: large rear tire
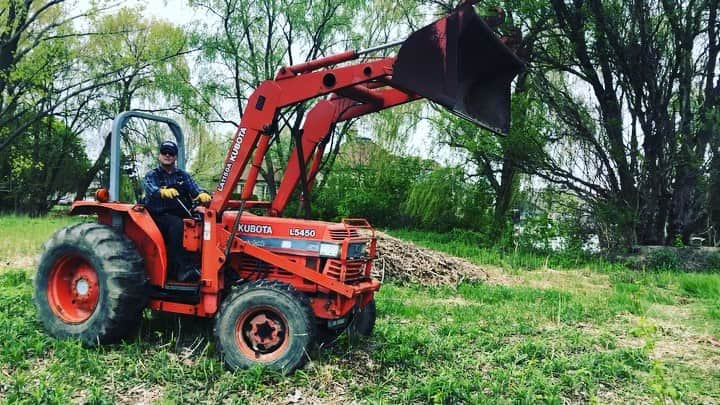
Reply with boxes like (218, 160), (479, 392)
(34, 222), (147, 345)
(347, 299), (376, 337)
(317, 299), (376, 346)
(214, 281), (315, 373)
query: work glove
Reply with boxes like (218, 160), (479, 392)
(195, 191), (212, 204)
(159, 186), (180, 199)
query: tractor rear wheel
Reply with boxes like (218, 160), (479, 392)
(347, 299), (376, 337)
(317, 299), (376, 346)
(34, 222), (147, 345)
(214, 281), (315, 373)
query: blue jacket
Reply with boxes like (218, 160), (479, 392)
(143, 166), (203, 215)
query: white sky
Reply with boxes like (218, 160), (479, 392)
(74, 0), (460, 166)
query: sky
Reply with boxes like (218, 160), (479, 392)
(72, 0), (460, 165)
(77, 0), (198, 24)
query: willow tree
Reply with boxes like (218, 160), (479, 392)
(0, 0), (104, 152)
(189, 0), (423, 205)
(531, 0), (719, 246)
(73, 6), (193, 200)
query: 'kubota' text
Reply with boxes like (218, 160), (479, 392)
(238, 224), (273, 234)
(217, 127), (247, 192)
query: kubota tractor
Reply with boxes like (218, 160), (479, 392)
(34, 2), (523, 372)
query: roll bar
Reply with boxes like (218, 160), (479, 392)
(109, 111), (186, 201)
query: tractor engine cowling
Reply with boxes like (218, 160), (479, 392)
(220, 211), (376, 288)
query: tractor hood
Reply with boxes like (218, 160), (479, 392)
(390, 3), (525, 135)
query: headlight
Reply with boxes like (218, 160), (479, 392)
(348, 242), (368, 258)
(319, 243), (340, 258)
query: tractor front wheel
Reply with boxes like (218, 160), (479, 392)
(214, 281), (315, 373)
(34, 222), (147, 345)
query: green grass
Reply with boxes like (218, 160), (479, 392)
(0, 214), (80, 267)
(0, 217), (719, 403)
(386, 228), (624, 272)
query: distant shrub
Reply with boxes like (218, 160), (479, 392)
(645, 248), (681, 271)
(705, 252), (720, 272)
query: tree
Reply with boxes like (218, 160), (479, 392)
(313, 136), (429, 226)
(406, 166), (495, 232)
(527, 0), (719, 246)
(0, 116), (89, 215)
(0, 1), (128, 153)
(189, 0), (414, 205)
(414, 0), (548, 239)
(72, 6), (194, 200)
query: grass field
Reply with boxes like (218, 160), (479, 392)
(1, 216), (719, 403)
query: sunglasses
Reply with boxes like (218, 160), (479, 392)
(160, 150), (176, 156)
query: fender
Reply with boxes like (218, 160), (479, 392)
(70, 201), (168, 286)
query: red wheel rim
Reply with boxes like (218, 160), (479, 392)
(235, 306), (290, 362)
(46, 254), (100, 323)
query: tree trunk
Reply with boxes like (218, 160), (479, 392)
(493, 156), (517, 230)
(74, 132), (111, 201)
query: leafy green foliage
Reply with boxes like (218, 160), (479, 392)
(84, 6), (191, 115)
(0, 117), (89, 215)
(313, 141), (430, 226)
(645, 249), (682, 272)
(405, 166), (494, 232)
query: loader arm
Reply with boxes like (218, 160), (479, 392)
(207, 56), (396, 213)
(208, 2), (524, 215)
(193, 2), (525, 309)
(269, 87), (420, 217)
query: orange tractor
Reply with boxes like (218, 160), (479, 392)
(34, 2), (523, 372)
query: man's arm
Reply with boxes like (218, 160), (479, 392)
(144, 170), (161, 198)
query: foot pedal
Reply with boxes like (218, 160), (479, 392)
(164, 281), (200, 292)
(151, 282), (201, 304)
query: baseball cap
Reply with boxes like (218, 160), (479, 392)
(160, 140), (178, 156)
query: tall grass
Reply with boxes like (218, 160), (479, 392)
(0, 216), (718, 402)
(676, 274), (720, 299)
(0, 214), (80, 265)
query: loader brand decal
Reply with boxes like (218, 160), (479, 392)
(239, 235), (320, 253)
(217, 127), (247, 192)
(238, 223), (273, 234)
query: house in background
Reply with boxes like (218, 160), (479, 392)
(213, 163), (281, 201)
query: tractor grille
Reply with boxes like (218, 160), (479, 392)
(238, 256), (291, 275)
(324, 259), (367, 283)
(328, 228), (360, 241)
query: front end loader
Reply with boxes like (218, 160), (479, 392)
(34, 2), (524, 373)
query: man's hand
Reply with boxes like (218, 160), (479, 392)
(159, 187), (180, 199)
(195, 192), (212, 204)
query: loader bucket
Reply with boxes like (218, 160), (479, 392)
(391, 4), (524, 135)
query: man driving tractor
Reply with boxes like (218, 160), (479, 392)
(143, 140), (211, 282)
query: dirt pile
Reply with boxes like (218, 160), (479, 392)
(372, 232), (489, 286)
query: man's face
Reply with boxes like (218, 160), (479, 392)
(159, 149), (177, 166)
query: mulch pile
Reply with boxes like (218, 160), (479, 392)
(372, 231), (489, 286)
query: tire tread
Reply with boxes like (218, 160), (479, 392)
(214, 280), (315, 372)
(34, 222), (147, 344)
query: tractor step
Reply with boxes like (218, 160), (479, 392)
(151, 282), (201, 304)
